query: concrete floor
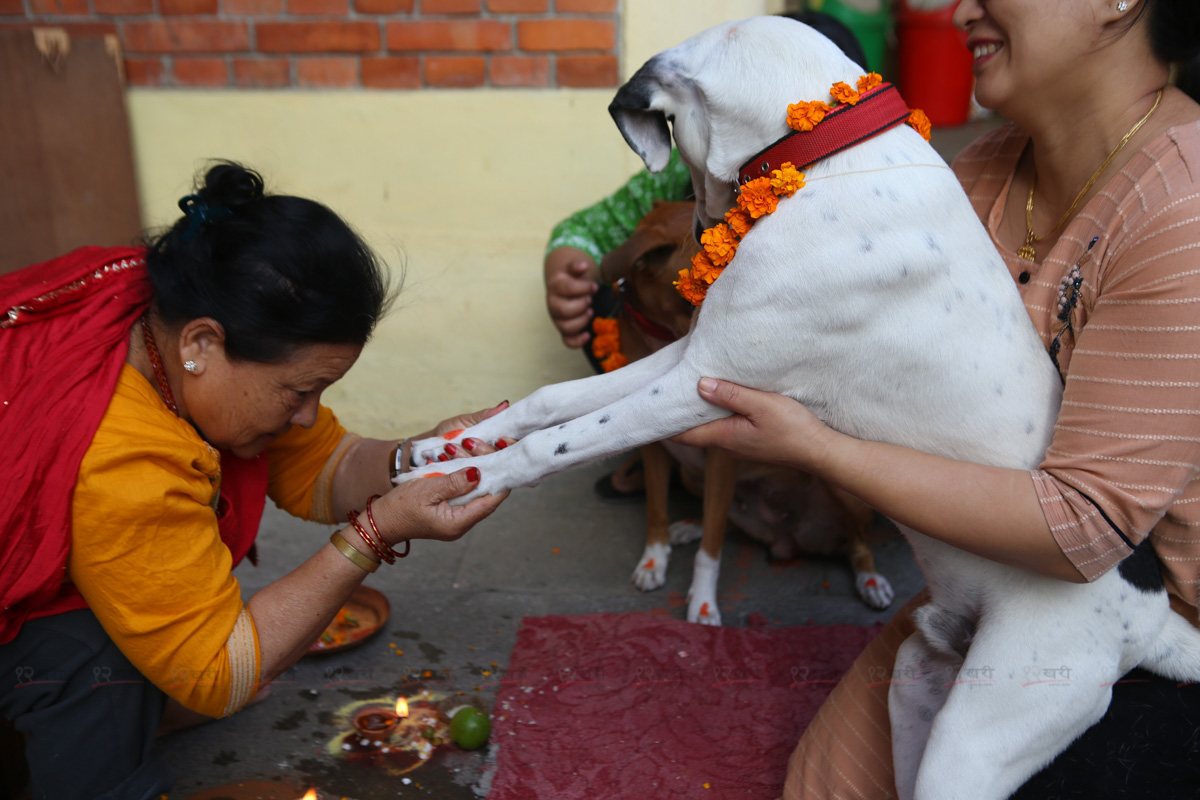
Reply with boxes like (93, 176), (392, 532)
(154, 456), (925, 799)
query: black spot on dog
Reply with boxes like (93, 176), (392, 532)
(859, 236), (873, 253)
(599, 415), (610, 424)
(651, 387), (660, 395)
(1117, 538), (1165, 594)
(554, 442), (569, 456)
(925, 234), (942, 253)
(1025, 421), (1035, 435)
(872, 186), (882, 197)
(558, 423), (567, 430)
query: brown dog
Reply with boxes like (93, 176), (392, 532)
(599, 201), (894, 624)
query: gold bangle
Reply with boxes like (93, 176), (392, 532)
(330, 530), (380, 573)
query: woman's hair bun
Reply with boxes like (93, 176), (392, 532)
(198, 161), (265, 211)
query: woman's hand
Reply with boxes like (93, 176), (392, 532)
(431, 400), (508, 438)
(544, 247), (600, 348)
(372, 466), (507, 545)
(672, 377), (836, 473)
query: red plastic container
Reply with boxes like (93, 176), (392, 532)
(895, 1), (974, 127)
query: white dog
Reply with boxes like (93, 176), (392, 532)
(400, 17), (1200, 798)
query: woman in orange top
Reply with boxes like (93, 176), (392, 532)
(677, 0), (1200, 796)
(0, 162), (508, 799)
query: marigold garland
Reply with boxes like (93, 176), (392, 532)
(769, 163), (806, 197)
(591, 316), (620, 358)
(701, 223), (739, 266)
(724, 208), (753, 238)
(786, 100), (830, 132)
(737, 177), (780, 219)
(857, 72), (883, 94)
(830, 81), (860, 106)
(907, 108), (932, 142)
(671, 76), (931, 307)
(591, 316), (628, 372)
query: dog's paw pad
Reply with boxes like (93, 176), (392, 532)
(668, 519), (703, 545)
(856, 572), (895, 610)
(689, 599), (722, 626)
(632, 543), (670, 592)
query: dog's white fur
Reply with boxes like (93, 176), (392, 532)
(400, 18), (1200, 797)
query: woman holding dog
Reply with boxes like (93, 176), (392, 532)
(0, 162), (508, 799)
(675, 0), (1200, 797)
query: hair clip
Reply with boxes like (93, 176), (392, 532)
(178, 194), (233, 243)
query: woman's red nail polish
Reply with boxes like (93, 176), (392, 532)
(437, 454), (449, 462)
(463, 438), (477, 451)
(495, 439), (508, 450)
(466, 467), (480, 482)
(444, 443), (458, 456)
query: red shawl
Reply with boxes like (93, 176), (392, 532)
(0, 247), (267, 644)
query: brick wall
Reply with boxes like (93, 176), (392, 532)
(2, 0), (619, 88)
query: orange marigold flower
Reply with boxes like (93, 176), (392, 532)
(770, 162), (806, 197)
(857, 72), (883, 94)
(724, 208), (754, 238)
(601, 352), (628, 372)
(590, 317), (620, 359)
(786, 99), (830, 132)
(830, 81), (860, 106)
(592, 317), (618, 337)
(737, 177), (779, 219)
(592, 331), (620, 359)
(908, 108), (932, 142)
(689, 250), (724, 285)
(701, 223), (739, 267)
(674, 268), (708, 307)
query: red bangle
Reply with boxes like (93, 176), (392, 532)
(347, 510), (393, 565)
(366, 495), (410, 559)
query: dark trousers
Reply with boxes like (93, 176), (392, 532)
(1012, 667), (1200, 798)
(0, 610), (173, 800)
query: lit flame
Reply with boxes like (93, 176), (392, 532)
(395, 696), (409, 717)
(301, 789), (318, 800)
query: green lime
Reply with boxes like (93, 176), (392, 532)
(449, 706), (491, 750)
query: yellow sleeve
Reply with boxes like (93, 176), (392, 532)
(69, 364), (261, 718)
(265, 403), (355, 523)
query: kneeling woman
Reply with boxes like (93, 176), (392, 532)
(0, 163), (507, 799)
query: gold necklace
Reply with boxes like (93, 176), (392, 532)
(1019, 89), (1162, 262)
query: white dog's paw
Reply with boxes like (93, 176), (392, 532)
(410, 431), (467, 467)
(668, 519), (702, 545)
(855, 572), (895, 609)
(631, 542), (670, 592)
(686, 590), (722, 626)
(686, 548), (722, 625)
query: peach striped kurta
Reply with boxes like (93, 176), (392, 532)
(780, 122), (1200, 799)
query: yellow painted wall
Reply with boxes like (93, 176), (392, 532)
(128, 0), (784, 436)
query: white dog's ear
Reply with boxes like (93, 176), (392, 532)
(609, 64), (673, 174)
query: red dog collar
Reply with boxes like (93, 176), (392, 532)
(737, 83), (913, 185)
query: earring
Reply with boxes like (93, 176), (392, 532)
(183, 360), (197, 373)
(1116, 0), (1128, 11)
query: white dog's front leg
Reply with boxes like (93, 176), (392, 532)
(402, 358), (729, 504)
(631, 541), (670, 591)
(686, 547), (721, 625)
(409, 337), (690, 464)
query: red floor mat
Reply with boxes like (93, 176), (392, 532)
(488, 612), (881, 800)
